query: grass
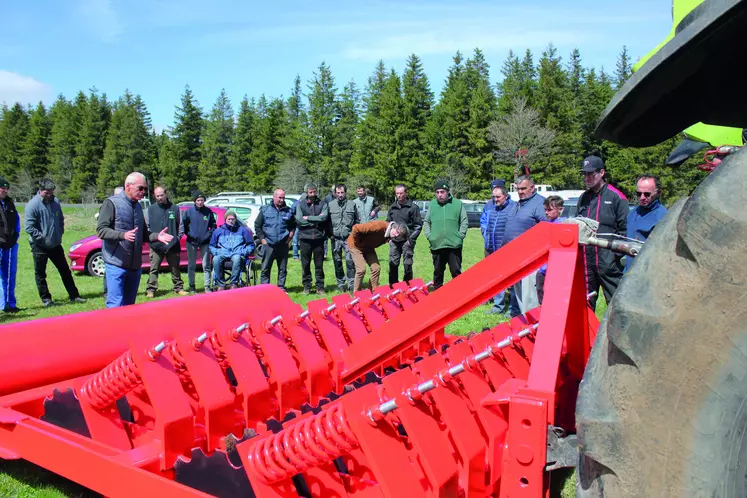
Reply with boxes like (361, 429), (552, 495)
(1, 207), (606, 497)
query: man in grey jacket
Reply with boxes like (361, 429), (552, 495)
(97, 172), (173, 308)
(25, 179), (86, 307)
(328, 184), (355, 292)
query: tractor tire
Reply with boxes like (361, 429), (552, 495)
(576, 151), (747, 497)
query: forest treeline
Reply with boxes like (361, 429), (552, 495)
(0, 45), (706, 204)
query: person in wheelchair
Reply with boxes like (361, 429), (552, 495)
(209, 210), (255, 290)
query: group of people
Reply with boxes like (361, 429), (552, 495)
(479, 156), (668, 317)
(0, 159), (669, 316)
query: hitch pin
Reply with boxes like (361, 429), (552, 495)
(375, 322), (539, 416)
(148, 340), (168, 360)
(348, 297), (360, 307)
(269, 315), (283, 326)
(231, 323), (248, 340)
(296, 310), (310, 323)
(192, 331), (210, 350)
(326, 303), (337, 313)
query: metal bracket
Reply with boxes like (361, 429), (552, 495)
(545, 426), (578, 471)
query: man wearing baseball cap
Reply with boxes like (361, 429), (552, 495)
(0, 176), (20, 313)
(577, 155), (628, 310)
(423, 179), (468, 289)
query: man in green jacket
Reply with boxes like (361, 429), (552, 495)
(423, 179), (468, 289)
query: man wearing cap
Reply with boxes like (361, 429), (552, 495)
(183, 191), (217, 293)
(577, 155), (628, 310)
(210, 210), (255, 290)
(0, 176), (20, 313)
(480, 179), (514, 314)
(145, 186), (187, 298)
(423, 179), (468, 289)
(97, 172), (174, 308)
(295, 183), (329, 294)
(25, 178), (86, 307)
(386, 184), (422, 286)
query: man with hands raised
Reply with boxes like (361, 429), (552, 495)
(97, 172), (174, 308)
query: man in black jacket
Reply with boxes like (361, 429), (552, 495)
(295, 184), (329, 294)
(577, 156), (629, 310)
(183, 191), (217, 293)
(386, 184), (422, 285)
(145, 186), (186, 298)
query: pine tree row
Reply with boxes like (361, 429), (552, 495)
(0, 46), (706, 204)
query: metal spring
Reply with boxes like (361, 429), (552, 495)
(209, 333), (232, 372)
(247, 403), (359, 484)
(168, 342), (189, 379)
(79, 351), (142, 410)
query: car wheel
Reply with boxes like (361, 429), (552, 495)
(86, 251), (106, 277)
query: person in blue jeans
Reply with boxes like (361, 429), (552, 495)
(0, 176), (21, 313)
(210, 210), (255, 290)
(536, 195), (566, 304)
(97, 172), (174, 308)
(479, 180), (513, 314)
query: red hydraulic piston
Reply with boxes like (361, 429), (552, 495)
(0, 285), (293, 396)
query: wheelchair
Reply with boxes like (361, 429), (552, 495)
(213, 242), (262, 290)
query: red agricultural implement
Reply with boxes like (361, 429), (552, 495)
(0, 222), (600, 497)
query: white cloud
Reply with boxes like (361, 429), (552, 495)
(0, 71), (53, 106)
(76, 0), (125, 43)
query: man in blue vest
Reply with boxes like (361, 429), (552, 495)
(255, 189), (295, 291)
(626, 174), (667, 272)
(97, 172), (174, 308)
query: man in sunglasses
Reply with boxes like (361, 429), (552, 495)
(625, 174), (667, 272)
(577, 156), (628, 311)
(97, 172), (173, 308)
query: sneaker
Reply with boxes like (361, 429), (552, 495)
(146, 291), (155, 299)
(205, 287), (213, 293)
(188, 287), (196, 295)
(3, 306), (22, 313)
(337, 285), (346, 293)
(316, 289), (325, 295)
(70, 297), (87, 304)
(302, 288), (311, 295)
(176, 290), (189, 296)
(42, 299), (55, 308)
(217, 286), (226, 292)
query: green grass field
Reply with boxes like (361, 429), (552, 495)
(0, 207), (605, 497)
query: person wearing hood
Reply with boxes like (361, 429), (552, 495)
(145, 186), (186, 298)
(480, 179), (513, 314)
(347, 220), (409, 292)
(625, 174), (667, 272)
(25, 178), (85, 307)
(209, 210), (255, 290)
(183, 191), (217, 293)
(423, 179), (468, 290)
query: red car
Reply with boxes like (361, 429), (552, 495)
(68, 206), (227, 277)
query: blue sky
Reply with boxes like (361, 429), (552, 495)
(0, 0), (672, 132)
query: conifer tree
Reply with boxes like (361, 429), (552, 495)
(370, 69), (404, 197)
(98, 91), (154, 197)
(332, 80), (361, 179)
(307, 62), (339, 187)
(614, 46), (632, 89)
(70, 89), (110, 201)
(464, 49), (497, 190)
(230, 96), (257, 190)
(48, 96), (80, 195)
(400, 54), (433, 196)
(164, 85), (204, 199)
(198, 89), (234, 193)
(284, 75), (310, 164)
(21, 102), (52, 182)
(250, 96), (287, 191)
(0, 102), (29, 182)
(351, 61), (388, 178)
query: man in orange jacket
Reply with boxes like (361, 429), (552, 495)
(347, 220), (408, 292)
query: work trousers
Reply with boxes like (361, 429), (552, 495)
(105, 263), (141, 308)
(331, 237), (355, 290)
(186, 242), (212, 291)
(349, 245), (380, 292)
(388, 240), (415, 285)
(585, 247), (624, 310)
(299, 239), (325, 291)
(431, 247), (462, 290)
(0, 245), (18, 309)
(31, 244), (80, 302)
(260, 241), (290, 290)
(484, 248), (508, 312)
(146, 249), (183, 293)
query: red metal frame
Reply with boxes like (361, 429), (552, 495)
(0, 222), (598, 497)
